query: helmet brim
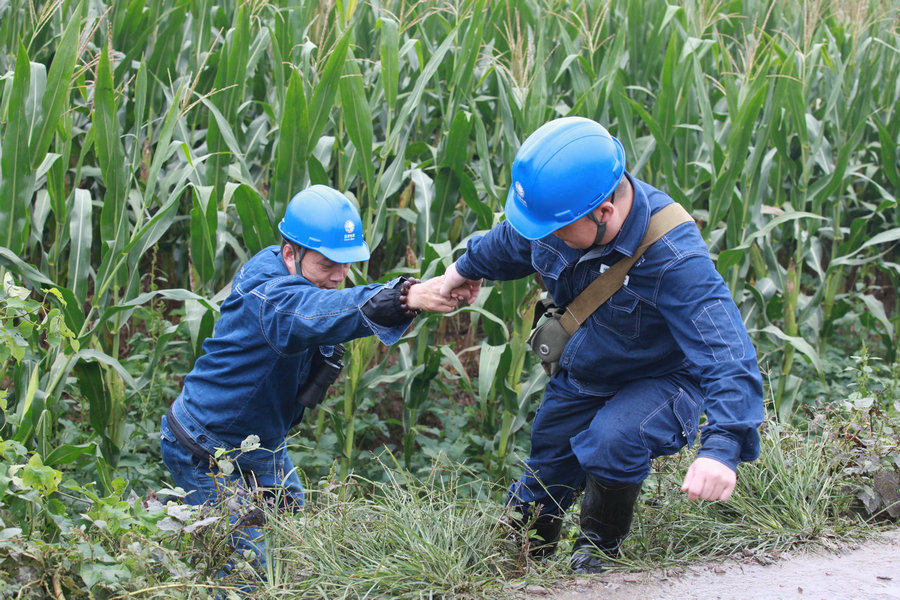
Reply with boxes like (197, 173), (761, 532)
(317, 243), (371, 264)
(279, 221), (370, 263)
(504, 186), (573, 240)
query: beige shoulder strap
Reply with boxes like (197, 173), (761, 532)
(559, 202), (694, 335)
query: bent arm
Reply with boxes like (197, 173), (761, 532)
(657, 253), (765, 472)
(453, 221), (536, 281)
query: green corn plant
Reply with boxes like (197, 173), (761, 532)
(484, 279), (542, 473)
(204, 6), (250, 212)
(395, 331), (442, 470)
(268, 68), (310, 222)
(331, 335), (381, 480)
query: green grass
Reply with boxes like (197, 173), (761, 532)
(259, 459), (528, 599)
(630, 420), (865, 567)
(210, 414), (888, 599)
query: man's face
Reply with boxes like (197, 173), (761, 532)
(552, 216), (599, 249)
(301, 250), (351, 289)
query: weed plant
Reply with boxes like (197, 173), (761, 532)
(261, 459), (521, 599)
(631, 420), (860, 568)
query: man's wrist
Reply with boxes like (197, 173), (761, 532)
(360, 278), (417, 327)
(454, 254), (480, 281)
(398, 277), (422, 316)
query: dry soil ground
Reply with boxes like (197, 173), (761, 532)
(524, 528), (900, 600)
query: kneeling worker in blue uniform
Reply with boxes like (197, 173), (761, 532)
(160, 184), (457, 568)
(440, 117), (764, 573)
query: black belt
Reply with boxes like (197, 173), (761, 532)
(166, 406), (212, 461)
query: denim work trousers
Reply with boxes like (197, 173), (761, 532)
(507, 370), (703, 518)
(159, 414), (305, 571)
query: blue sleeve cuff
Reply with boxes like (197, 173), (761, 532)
(454, 253), (481, 281)
(697, 434), (742, 472)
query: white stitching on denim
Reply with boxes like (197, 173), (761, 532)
(639, 391), (678, 451)
(590, 291), (641, 339)
(691, 300), (744, 362)
(532, 241), (569, 279)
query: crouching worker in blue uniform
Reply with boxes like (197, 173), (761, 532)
(160, 185), (457, 574)
(440, 117), (764, 574)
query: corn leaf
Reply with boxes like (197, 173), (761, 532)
(378, 17), (399, 111)
(67, 189), (92, 304)
(234, 184), (278, 255)
(270, 68), (309, 220)
(29, 1), (82, 169)
(339, 51), (375, 197)
(0, 43), (36, 254)
(309, 30), (351, 147)
(93, 42), (130, 296)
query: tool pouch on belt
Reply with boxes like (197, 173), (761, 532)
(527, 298), (569, 377)
(525, 203), (695, 378)
(165, 407), (212, 461)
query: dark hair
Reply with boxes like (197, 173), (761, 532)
(612, 174), (629, 202)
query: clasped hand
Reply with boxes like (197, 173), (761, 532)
(407, 263), (483, 313)
(405, 275), (465, 313)
(438, 262), (482, 304)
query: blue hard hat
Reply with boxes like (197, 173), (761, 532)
(503, 117), (626, 240)
(277, 185), (370, 263)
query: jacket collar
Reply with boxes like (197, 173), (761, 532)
(578, 172), (649, 263)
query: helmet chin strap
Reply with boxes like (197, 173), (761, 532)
(585, 212), (607, 246)
(292, 244), (307, 276)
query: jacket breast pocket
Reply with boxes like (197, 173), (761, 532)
(592, 290), (641, 340)
(531, 242), (573, 281)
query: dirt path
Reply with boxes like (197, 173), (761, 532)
(526, 528), (900, 600)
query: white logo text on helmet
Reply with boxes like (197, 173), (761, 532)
(344, 219), (356, 241)
(515, 181), (527, 207)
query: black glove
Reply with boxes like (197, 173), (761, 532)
(361, 277), (420, 327)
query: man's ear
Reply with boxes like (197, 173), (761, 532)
(599, 199), (618, 220)
(282, 244), (296, 274)
(592, 201), (613, 223)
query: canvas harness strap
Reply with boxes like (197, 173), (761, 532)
(558, 202), (695, 335)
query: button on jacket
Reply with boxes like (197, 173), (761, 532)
(454, 174), (764, 470)
(170, 245), (410, 468)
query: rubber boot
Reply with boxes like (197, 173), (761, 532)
(501, 512), (563, 558)
(529, 515), (563, 558)
(570, 477), (643, 574)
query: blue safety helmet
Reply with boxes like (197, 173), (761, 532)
(503, 117), (626, 240)
(277, 185), (370, 263)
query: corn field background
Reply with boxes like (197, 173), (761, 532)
(0, 0), (898, 595)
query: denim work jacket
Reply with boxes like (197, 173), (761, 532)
(170, 246), (410, 469)
(455, 174), (764, 470)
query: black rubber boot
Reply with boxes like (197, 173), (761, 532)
(529, 515), (563, 558)
(501, 511), (563, 558)
(570, 477), (643, 574)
